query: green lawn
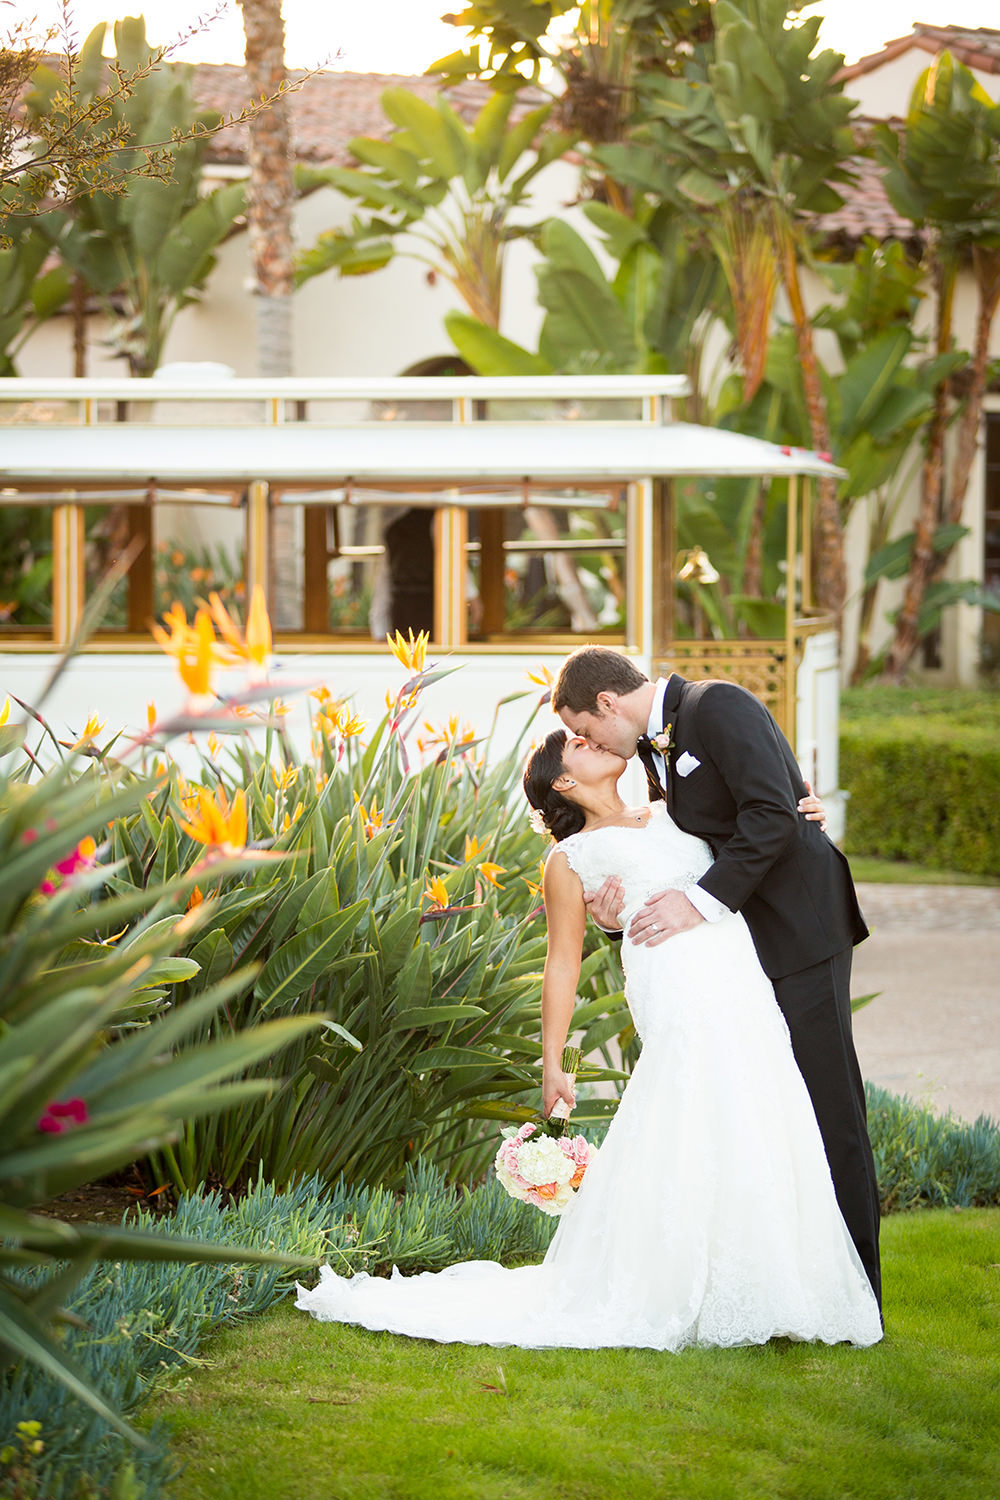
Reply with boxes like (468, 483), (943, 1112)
(152, 1207), (1000, 1500)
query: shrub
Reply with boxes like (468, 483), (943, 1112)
(112, 655), (625, 1198)
(0, 584), (327, 1440)
(1, 596), (626, 1444)
(0, 759), (324, 1443)
(840, 693), (1000, 876)
(0, 1166), (555, 1500)
(866, 1083), (1000, 1212)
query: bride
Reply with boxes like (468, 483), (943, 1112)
(296, 730), (883, 1350)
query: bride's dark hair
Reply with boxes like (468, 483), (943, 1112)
(523, 729), (586, 842)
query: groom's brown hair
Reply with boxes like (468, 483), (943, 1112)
(552, 646), (648, 714)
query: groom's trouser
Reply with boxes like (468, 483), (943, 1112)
(772, 947), (883, 1313)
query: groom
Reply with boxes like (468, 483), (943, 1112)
(553, 645), (882, 1311)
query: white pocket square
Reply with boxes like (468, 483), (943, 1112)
(675, 751), (701, 777)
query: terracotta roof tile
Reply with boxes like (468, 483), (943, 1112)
(192, 65), (524, 166)
(809, 149), (925, 252)
(838, 23), (1000, 82)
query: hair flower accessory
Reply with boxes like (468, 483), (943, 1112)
(527, 806), (548, 836)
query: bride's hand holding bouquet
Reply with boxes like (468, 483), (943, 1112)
(493, 1046), (596, 1216)
(542, 1059), (576, 1124)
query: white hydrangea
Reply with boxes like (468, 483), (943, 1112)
(516, 1134), (576, 1189)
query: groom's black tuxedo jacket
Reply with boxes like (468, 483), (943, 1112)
(643, 675), (868, 981)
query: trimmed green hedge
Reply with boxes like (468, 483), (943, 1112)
(840, 691), (1000, 877)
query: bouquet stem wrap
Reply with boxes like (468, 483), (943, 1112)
(547, 1044), (581, 1138)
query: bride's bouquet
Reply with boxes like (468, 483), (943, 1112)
(493, 1047), (597, 1216)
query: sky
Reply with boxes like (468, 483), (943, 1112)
(22, 1), (1000, 74)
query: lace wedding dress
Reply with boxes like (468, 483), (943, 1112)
(296, 804), (883, 1350)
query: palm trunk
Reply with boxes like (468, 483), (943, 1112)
(742, 483), (767, 602)
(72, 273), (87, 376)
(945, 246), (1000, 528)
(237, 0), (295, 370)
(772, 207), (845, 619)
(886, 246), (1000, 679)
(237, 0), (298, 628)
(883, 257), (955, 682)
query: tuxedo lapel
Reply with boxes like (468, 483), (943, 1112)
(638, 745), (664, 803)
(658, 674), (686, 812)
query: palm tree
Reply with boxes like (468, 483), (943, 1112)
(625, 0), (857, 618)
(236, 0), (296, 375)
(877, 53), (1000, 680)
(236, 1), (298, 628)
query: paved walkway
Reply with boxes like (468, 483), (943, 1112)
(851, 883), (1000, 1125)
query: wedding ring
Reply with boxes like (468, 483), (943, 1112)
(651, 922), (659, 932)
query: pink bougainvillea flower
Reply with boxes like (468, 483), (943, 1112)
(38, 1097), (90, 1133)
(54, 835), (97, 877)
(48, 1098), (89, 1123)
(39, 835), (98, 896)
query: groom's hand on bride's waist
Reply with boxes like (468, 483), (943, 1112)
(628, 890), (704, 947)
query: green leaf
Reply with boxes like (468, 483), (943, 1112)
(380, 88), (465, 178)
(389, 1003), (487, 1032)
(497, 103), (552, 180)
(319, 1019), (363, 1052)
(538, 266), (637, 372)
(298, 867), (341, 930)
(471, 90), (515, 174)
(348, 136), (421, 189)
(379, 906), (422, 977)
(153, 181), (246, 295)
(135, 955), (200, 988)
(394, 940), (433, 1014)
(540, 218), (608, 287)
(677, 167), (730, 206)
(188, 928), (235, 990)
(313, 166), (424, 218)
(410, 1044), (531, 1072)
(444, 311), (551, 375)
(2, 1206), (317, 1266)
(837, 326), (913, 439)
(582, 202), (648, 261)
(82, 1018), (322, 1115)
(253, 902), (367, 1007)
(29, 263), (71, 320)
(0, 1281), (147, 1446)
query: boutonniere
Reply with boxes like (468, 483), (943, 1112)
(650, 722), (674, 756)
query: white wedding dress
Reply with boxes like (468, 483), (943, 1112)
(296, 804), (883, 1350)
